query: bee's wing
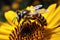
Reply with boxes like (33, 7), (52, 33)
(34, 5), (43, 10)
(4, 11), (18, 27)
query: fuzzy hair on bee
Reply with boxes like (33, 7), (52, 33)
(9, 8), (48, 40)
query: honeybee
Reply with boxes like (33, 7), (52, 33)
(10, 5), (47, 40)
(9, 5), (60, 40)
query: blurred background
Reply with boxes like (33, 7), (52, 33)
(0, 0), (60, 22)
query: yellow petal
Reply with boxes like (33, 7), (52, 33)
(0, 22), (15, 31)
(0, 28), (12, 35)
(5, 11), (18, 27)
(0, 22), (15, 40)
(47, 6), (60, 28)
(47, 6), (60, 23)
(42, 4), (57, 18)
(0, 35), (9, 40)
(50, 27), (60, 40)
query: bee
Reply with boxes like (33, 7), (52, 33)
(9, 8), (48, 40)
(9, 5), (60, 40)
(9, 5), (48, 40)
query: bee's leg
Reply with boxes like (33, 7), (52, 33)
(22, 20), (26, 25)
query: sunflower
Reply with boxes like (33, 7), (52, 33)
(0, 4), (60, 40)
